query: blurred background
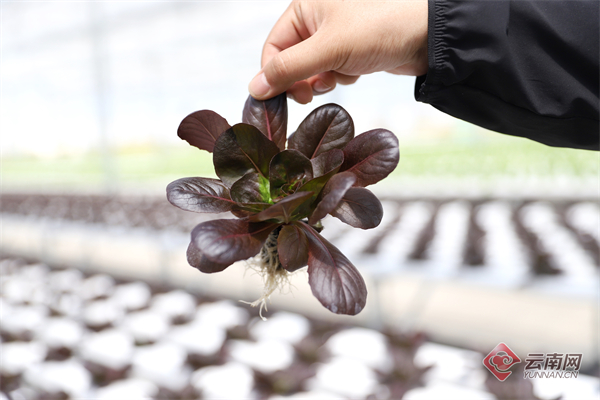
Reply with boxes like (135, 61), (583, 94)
(1, 2), (598, 399)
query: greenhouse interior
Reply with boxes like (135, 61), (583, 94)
(1, 2), (599, 400)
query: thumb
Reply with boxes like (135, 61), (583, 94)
(249, 34), (335, 99)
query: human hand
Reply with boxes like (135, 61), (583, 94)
(248, 0), (428, 104)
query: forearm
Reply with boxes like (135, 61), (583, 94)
(416, 0), (599, 150)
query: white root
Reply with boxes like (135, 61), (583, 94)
(240, 227), (293, 321)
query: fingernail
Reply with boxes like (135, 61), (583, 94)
(313, 80), (332, 93)
(249, 72), (270, 97)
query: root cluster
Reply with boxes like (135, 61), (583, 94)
(241, 227), (293, 320)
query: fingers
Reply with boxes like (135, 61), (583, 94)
(249, 33), (335, 100)
(248, 1), (361, 103)
(250, 2), (326, 100)
(308, 72), (337, 94)
(287, 72), (334, 104)
(286, 73), (333, 104)
(284, 72), (361, 105)
(332, 72), (360, 86)
(260, 3), (306, 68)
(249, 0), (429, 103)
(287, 81), (313, 104)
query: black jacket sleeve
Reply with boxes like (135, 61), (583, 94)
(415, 0), (599, 151)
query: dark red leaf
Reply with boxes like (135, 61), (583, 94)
(331, 187), (383, 229)
(308, 172), (356, 225)
(277, 223), (309, 272)
(177, 110), (231, 153)
(269, 150), (313, 199)
(186, 240), (230, 273)
(231, 209), (254, 218)
(298, 222), (367, 315)
(294, 149), (345, 218)
(288, 104), (354, 159)
(310, 149), (345, 178)
(192, 219), (277, 265)
(341, 129), (399, 187)
(213, 124), (281, 187)
(242, 93), (288, 150)
(248, 191), (314, 224)
(166, 177), (236, 213)
(230, 172), (271, 204)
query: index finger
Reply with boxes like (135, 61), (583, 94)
(261, 3), (310, 67)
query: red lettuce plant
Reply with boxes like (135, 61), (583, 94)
(167, 94), (399, 316)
